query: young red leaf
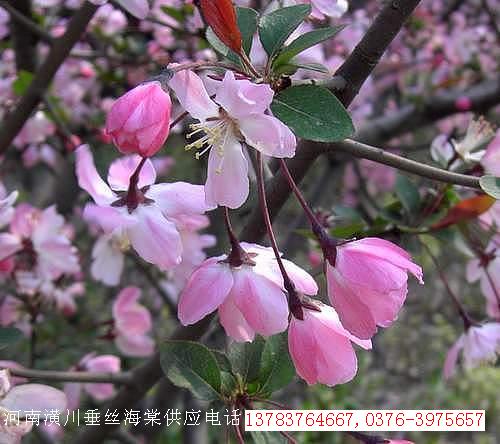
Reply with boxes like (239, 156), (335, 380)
(200, 0), (242, 54)
(431, 194), (495, 230)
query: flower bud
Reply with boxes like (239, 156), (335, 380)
(105, 81), (172, 157)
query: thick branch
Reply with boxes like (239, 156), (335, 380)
(0, 1), (98, 153)
(333, 139), (481, 189)
(6, 0), (37, 72)
(9, 367), (133, 385)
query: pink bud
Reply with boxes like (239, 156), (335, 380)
(455, 96), (472, 111)
(105, 81), (172, 157)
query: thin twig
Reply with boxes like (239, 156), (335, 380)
(8, 367), (134, 384)
(333, 139), (482, 190)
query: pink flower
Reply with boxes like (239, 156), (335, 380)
(326, 238), (423, 339)
(169, 70), (296, 208)
(0, 204), (80, 280)
(76, 145), (212, 270)
(443, 323), (500, 378)
(64, 353), (120, 410)
(0, 369), (66, 444)
(105, 81), (172, 157)
(288, 304), (371, 386)
(292, 0), (348, 19)
(112, 286), (154, 357)
(178, 242), (317, 342)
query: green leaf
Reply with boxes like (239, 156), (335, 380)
(258, 4), (311, 57)
(258, 333), (294, 396)
(479, 175), (500, 199)
(228, 337), (265, 383)
(270, 85), (354, 142)
(237, 7), (259, 55)
(160, 340), (221, 401)
(212, 350), (232, 373)
(395, 174), (421, 213)
(220, 371), (238, 396)
(273, 26), (344, 67)
(13, 70), (34, 96)
(0, 327), (23, 351)
(273, 62), (330, 76)
(160, 6), (183, 22)
(206, 7), (258, 62)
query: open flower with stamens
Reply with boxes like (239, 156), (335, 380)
(75, 145), (212, 270)
(169, 69), (296, 209)
(178, 242), (317, 342)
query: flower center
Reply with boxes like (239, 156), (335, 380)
(184, 111), (237, 174)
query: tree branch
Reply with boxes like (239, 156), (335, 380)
(6, 0), (37, 72)
(0, 1), (98, 154)
(333, 139), (481, 189)
(8, 367), (134, 385)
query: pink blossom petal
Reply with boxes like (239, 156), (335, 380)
(169, 69), (219, 122)
(127, 206), (182, 269)
(231, 268), (289, 337)
(91, 235), (125, 286)
(239, 114), (296, 158)
(1, 384), (66, 412)
(75, 145), (115, 205)
(116, 0), (149, 19)
(115, 333), (155, 357)
(0, 233), (22, 262)
(216, 71), (274, 118)
(288, 316), (318, 384)
(218, 294), (255, 342)
(83, 204), (131, 233)
(147, 182), (214, 227)
(205, 136), (249, 209)
(107, 156), (156, 191)
(443, 335), (464, 379)
(178, 259), (233, 325)
(326, 265), (377, 340)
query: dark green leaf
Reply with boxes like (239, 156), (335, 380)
(220, 371), (238, 396)
(270, 85), (354, 142)
(0, 327), (23, 351)
(291, 62), (330, 74)
(258, 333), (294, 396)
(160, 340), (221, 401)
(258, 5), (311, 57)
(237, 7), (259, 55)
(273, 26), (344, 67)
(479, 175), (500, 199)
(13, 71), (34, 96)
(228, 337), (265, 383)
(395, 174), (421, 213)
(212, 350), (232, 373)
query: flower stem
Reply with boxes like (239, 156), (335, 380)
(256, 153), (303, 319)
(420, 239), (475, 329)
(279, 159), (338, 265)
